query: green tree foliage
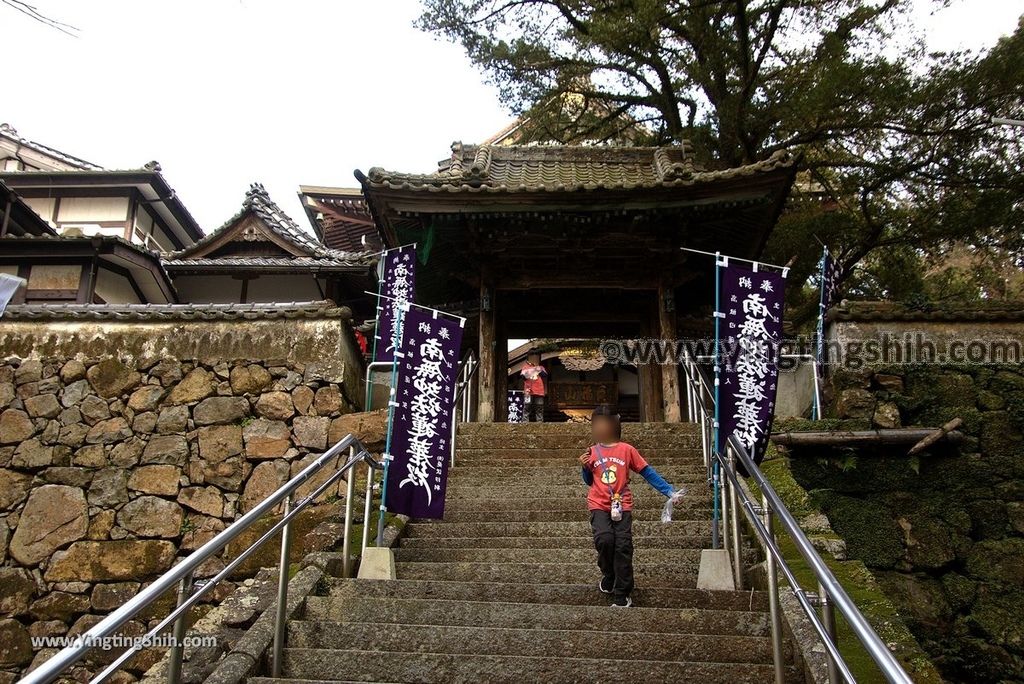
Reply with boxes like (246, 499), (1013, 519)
(418, 1), (1024, 314)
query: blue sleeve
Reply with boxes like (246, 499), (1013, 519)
(581, 467), (593, 486)
(639, 465), (674, 497)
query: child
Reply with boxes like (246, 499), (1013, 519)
(579, 404), (681, 607)
(520, 352), (548, 422)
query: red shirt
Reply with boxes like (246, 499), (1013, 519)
(521, 362), (547, 396)
(583, 442), (649, 512)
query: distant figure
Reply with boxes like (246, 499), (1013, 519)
(520, 352), (548, 422)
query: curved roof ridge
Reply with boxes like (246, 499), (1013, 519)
(362, 145), (794, 193)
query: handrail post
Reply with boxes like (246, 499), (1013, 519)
(719, 455), (729, 555)
(728, 447), (743, 590)
(342, 446), (357, 578)
(271, 493), (294, 678)
(820, 581), (840, 684)
(361, 459), (374, 555)
(166, 571), (193, 684)
(765, 493), (785, 684)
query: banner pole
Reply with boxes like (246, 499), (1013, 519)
(712, 252), (722, 550)
(362, 291), (467, 324)
(365, 274), (385, 410)
(813, 246), (828, 420)
(682, 246), (790, 275)
(375, 306), (405, 547)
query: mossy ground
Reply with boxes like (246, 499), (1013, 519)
(753, 452), (943, 683)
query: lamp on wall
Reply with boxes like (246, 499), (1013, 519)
(481, 286), (492, 312)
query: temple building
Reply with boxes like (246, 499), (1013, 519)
(357, 141), (797, 422)
(2, 123), (799, 422)
(0, 125), (379, 314)
(164, 183), (375, 307)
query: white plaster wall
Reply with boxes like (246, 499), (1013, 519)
(95, 269), (141, 305)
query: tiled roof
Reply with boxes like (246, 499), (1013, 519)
(297, 186), (381, 251)
(360, 142), (795, 193)
(829, 301), (1024, 322)
(0, 168), (205, 243)
(1, 232), (174, 282)
(2, 301), (352, 321)
(0, 123), (103, 171)
(162, 254), (376, 271)
(0, 179), (56, 236)
(168, 183), (341, 259)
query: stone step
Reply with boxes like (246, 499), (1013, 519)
(323, 578), (768, 612)
(270, 649), (782, 684)
(394, 562), (699, 586)
(443, 499), (712, 514)
(454, 446), (703, 459)
(287, 621), (778, 665)
(450, 457), (705, 469)
(444, 489), (711, 505)
(302, 596), (768, 637)
(403, 520), (714, 538)
(436, 507), (711, 523)
(399, 535), (708, 550)
(455, 436), (702, 450)
(452, 462), (708, 479)
(457, 423), (701, 435)
(393, 547), (704, 564)
(250, 680), (391, 684)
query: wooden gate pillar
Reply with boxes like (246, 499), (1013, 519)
(477, 268), (496, 422)
(638, 297), (663, 422)
(659, 279), (682, 422)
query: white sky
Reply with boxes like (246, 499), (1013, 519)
(2, 0), (1022, 234)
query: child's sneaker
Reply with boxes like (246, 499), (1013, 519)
(611, 596), (632, 608)
(598, 577), (614, 594)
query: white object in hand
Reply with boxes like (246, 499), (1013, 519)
(661, 487), (687, 524)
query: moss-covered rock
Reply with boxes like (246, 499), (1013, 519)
(899, 514), (956, 570)
(965, 538), (1024, 584)
(967, 586), (1024, 654)
(941, 572), (977, 613)
(875, 571), (952, 635)
(989, 370), (1024, 432)
(814, 492), (904, 568)
(966, 499), (1009, 540)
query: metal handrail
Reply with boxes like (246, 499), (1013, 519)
(450, 349), (479, 466)
(364, 360), (396, 411)
(22, 433), (383, 684)
(680, 352), (911, 684)
(453, 348), (478, 417)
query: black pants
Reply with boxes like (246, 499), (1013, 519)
(590, 509), (634, 599)
(525, 395), (545, 422)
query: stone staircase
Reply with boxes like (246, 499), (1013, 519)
(250, 422), (799, 683)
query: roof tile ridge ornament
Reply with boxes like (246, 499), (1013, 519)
(653, 144), (694, 182)
(467, 145), (492, 184)
(447, 141), (467, 181)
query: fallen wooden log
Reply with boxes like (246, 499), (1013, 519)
(907, 418), (963, 456)
(770, 427), (963, 449)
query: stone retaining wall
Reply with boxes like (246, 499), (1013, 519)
(790, 304), (1024, 681)
(0, 308), (372, 681)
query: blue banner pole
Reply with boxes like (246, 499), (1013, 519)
(813, 246), (828, 420)
(712, 252), (722, 550)
(375, 305), (405, 547)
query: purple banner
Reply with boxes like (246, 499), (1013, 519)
(374, 246), (416, 363)
(815, 248), (842, 378)
(507, 391), (525, 423)
(385, 305), (464, 519)
(819, 249), (842, 315)
(719, 264), (786, 467)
